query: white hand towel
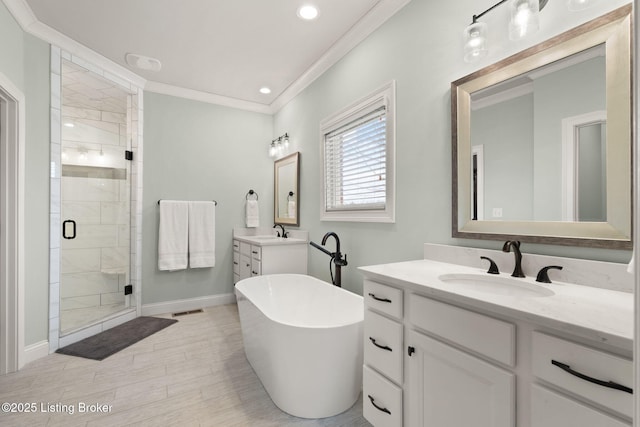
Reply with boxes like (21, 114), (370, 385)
(288, 200), (296, 218)
(158, 200), (189, 271)
(188, 201), (216, 268)
(246, 200), (259, 227)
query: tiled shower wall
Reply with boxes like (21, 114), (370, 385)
(60, 105), (130, 326)
(49, 47), (144, 350)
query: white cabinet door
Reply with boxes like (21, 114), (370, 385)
(531, 384), (630, 427)
(406, 330), (515, 427)
(239, 254), (251, 280)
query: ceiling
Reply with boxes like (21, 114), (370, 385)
(22, 0), (410, 110)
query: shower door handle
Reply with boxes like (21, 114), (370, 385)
(62, 220), (77, 239)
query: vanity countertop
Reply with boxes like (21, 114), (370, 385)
(234, 235), (308, 247)
(359, 259), (633, 352)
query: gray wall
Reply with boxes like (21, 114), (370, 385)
(141, 93), (273, 304)
(0, 3), (51, 346)
(472, 94), (534, 221)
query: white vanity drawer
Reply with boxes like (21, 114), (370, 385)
(233, 252), (240, 274)
(364, 280), (403, 320)
(364, 310), (403, 384)
(532, 332), (633, 418)
(250, 245), (261, 260)
(409, 294), (515, 366)
(531, 384), (630, 427)
(363, 364), (402, 427)
(240, 242), (251, 256)
(251, 259), (261, 276)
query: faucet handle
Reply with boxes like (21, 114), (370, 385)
(536, 265), (563, 283)
(480, 256), (500, 274)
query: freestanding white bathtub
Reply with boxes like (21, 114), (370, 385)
(235, 274), (364, 419)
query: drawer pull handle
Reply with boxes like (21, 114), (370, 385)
(367, 395), (391, 415)
(368, 293), (392, 303)
(252, 250), (258, 254)
(551, 360), (633, 394)
(369, 337), (392, 352)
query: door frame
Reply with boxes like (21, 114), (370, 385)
(0, 71), (26, 374)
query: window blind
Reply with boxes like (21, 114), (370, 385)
(324, 105), (387, 211)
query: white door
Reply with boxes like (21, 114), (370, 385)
(406, 330), (515, 427)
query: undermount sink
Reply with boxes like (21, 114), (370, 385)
(438, 273), (555, 297)
(251, 235), (281, 240)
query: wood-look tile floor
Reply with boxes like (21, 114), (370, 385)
(0, 304), (371, 427)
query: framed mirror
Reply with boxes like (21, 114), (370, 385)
(451, 5), (632, 249)
(274, 152), (300, 226)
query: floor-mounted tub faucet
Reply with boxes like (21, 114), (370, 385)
(502, 240), (525, 278)
(310, 232), (348, 287)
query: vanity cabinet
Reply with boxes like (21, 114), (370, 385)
(406, 294), (515, 427)
(232, 238), (307, 283)
(361, 277), (632, 427)
(363, 280), (404, 427)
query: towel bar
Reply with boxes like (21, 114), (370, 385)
(157, 200), (217, 205)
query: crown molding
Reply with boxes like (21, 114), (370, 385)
(3, 0), (146, 89)
(3, 0), (411, 115)
(144, 81), (272, 114)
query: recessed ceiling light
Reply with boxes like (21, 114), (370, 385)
(259, 87), (272, 94)
(297, 5), (319, 20)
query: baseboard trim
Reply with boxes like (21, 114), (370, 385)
(141, 293), (236, 317)
(22, 340), (49, 366)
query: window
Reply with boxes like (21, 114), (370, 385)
(320, 81), (395, 222)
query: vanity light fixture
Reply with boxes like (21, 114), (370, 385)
(464, 0), (548, 62)
(269, 133), (291, 158)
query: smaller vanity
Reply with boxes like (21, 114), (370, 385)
(233, 227), (308, 283)
(360, 244), (633, 427)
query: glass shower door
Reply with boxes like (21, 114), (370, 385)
(60, 59), (132, 334)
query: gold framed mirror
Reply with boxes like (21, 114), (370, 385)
(274, 152), (300, 226)
(451, 5), (632, 249)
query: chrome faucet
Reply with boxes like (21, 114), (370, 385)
(310, 232), (348, 287)
(502, 240), (525, 277)
(273, 223), (287, 238)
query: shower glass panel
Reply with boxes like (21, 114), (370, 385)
(60, 59), (133, 334)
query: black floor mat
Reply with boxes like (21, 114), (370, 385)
(56, 316), (177, 360)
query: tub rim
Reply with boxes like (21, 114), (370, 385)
(235, 274), (364, 330)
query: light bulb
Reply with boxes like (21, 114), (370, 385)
(463, 21), (488, 62)
(509, 0), (539, 40)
